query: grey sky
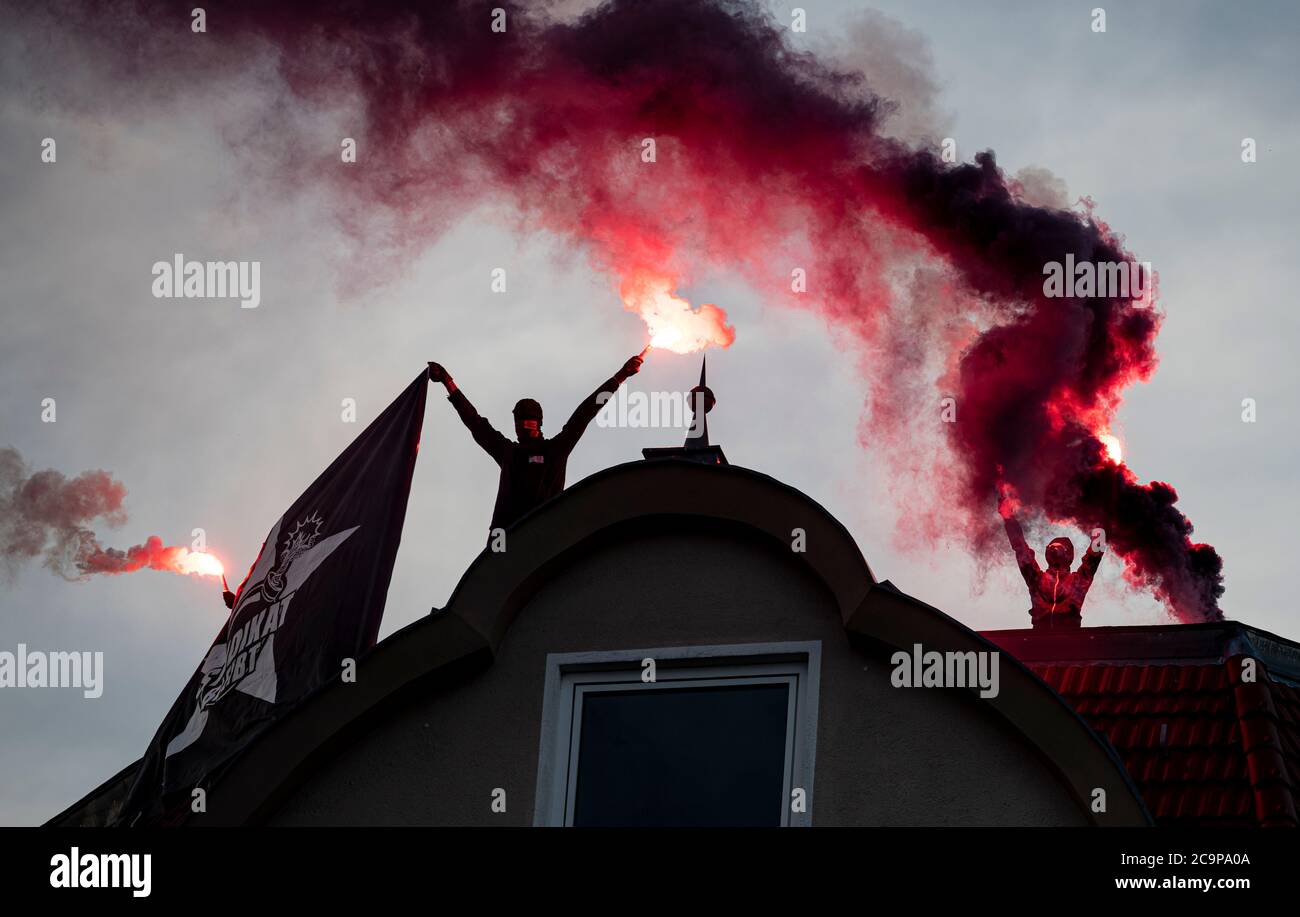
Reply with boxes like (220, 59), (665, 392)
(1, 0), (1297, 824)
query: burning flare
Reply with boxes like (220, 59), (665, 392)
(620, 270), (735, 355)
(1098, 432), (1123, 465)
(80, 535), (224, 579)
(176, 550), (224, 578)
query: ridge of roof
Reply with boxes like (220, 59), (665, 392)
(984, 621), (1300, 685)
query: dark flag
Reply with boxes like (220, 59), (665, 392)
(115, 372), (428, 825)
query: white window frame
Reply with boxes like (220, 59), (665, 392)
(532, 641), (821, 827)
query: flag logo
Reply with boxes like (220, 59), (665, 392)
(165, 515), (358, 758)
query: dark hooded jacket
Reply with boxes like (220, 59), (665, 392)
(1004, 517), (1103, 629)
(448, 369), (630, 531)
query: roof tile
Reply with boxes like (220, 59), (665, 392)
(1032, 658), (1299, 827)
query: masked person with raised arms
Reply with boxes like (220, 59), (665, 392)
(998, 480), (1105, 630)
(428, 353), (643, 534)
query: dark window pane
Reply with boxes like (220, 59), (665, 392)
(571, 683), (790, 827)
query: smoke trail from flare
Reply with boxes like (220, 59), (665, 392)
(0, 447), (221, 581)
(10, 0), (1223, 619)
(79, 536), (224, 578)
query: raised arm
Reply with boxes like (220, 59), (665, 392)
(1076, 532), (1105, 587)
(429, 362), (510, 464)
(553, 352), (644, 451)
(998, 481), (1040, 581)
(1003, 515), (1040, 572)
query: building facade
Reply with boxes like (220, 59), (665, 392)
(53, 458), (1157, 827)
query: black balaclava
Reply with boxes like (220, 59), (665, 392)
(513, 398), (543, 441)
(1044, 536), (1075, 571)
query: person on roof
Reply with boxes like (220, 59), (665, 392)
(998, 481), (1104, 630)
(428, 353), (643, 532)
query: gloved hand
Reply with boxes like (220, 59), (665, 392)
(995, 479), (1018, 520)
(619, 353), (644, 379)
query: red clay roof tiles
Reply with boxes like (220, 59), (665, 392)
(1031, 657), (1299, 827)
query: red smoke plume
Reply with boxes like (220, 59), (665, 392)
(12, 0), (1223, 619)
(79, 536), (224, 578)
(0, 448), (222, 581)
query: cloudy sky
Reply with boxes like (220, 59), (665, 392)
(1, 0), (1297, 824)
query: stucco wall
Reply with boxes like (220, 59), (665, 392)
(267, 525), (1087, 826)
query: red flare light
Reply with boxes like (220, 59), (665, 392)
(175, 550), (224, 578)
(80, 536), (224, 579)
(1098, 432), (1123, 465)
(621, 270), (735, 355)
